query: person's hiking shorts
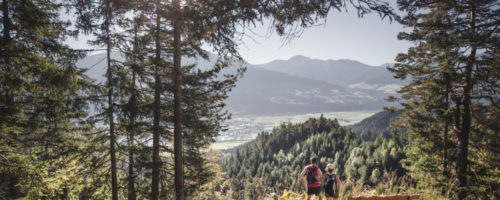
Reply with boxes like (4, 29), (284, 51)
(307, 186), (321, 195)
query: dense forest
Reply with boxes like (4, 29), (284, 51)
(1, 0), (499, 200)
(219, 116), (407, 199)
(216, 111), (498, 199)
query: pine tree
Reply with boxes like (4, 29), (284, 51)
(0, 0), (92, 198)
(150, 0), (163, 199)
(390, 0), (500, 198)
(72, 0), (132, 199)
(115, 4), (151, 198)
(171, 0), (184, 198)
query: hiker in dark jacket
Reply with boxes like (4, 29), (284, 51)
(301, 157), (323, 200)
(323, 163), (343, 200)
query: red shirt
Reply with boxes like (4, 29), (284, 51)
(305, 164), (320, 188)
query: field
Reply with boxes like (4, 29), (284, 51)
(210, 110), (378, 150)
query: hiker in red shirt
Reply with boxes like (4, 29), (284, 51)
(301, 157), (323, 200)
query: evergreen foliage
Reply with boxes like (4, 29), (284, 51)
(0, 0), (94, 198)
(388, 0), (500, 199)
(220, 116), (407, 199)
(1, 0), (240, 199)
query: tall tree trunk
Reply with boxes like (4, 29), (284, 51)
(105, 1), (118, 199)
(443, 82), (449, 177)
(127, 72), (137, 200)
(172, 0), (184, 199)
(127, 19), (139, 200)
(151, 0), (162, 198)
(128, 81), (136, 200)
(456, 1), (476, 199)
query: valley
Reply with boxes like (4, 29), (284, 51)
(211, 110), (378, 149)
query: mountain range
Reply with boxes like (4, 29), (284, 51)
(76, 52), (407, 116)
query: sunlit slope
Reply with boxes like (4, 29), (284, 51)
(221, 116), (406, 199)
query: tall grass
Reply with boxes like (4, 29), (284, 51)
(271, 171), (451, 200)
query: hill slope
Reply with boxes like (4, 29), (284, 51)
(220, 116), (406, 199)
(258, 55), (408, 93)
(348, 111), (402, 141)
(350, 111), (401, 132)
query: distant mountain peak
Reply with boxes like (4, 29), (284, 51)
(289, 55), (310, 61)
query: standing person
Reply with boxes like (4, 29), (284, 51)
(324, 163), (342, 200)
(301, 157), (323, 200)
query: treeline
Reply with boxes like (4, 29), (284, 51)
(220, 116), (407, 199)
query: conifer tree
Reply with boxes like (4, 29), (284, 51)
(390, 0), (500, 198)
(171, 0), (183, 197)
(0, 0), (93, 198)
(150, 0), (164, 199)
(115, 5), (150, 198)
(72, 0), (131, 199)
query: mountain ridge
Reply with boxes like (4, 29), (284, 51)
(256, 55), (407, 88)
(77, 52), (400, 116)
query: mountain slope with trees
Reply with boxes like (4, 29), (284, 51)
(217, 107), (498, 199)
(219, 116), (407, 199)
(349, 111), (402, 141)
(350, 111), (401, 133)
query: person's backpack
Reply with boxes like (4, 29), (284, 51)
(324, 174), (339, 197)
(305, 166), (318, 185)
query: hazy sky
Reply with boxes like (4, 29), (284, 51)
(67, 5), (413, 67)
(237, 11), (412, 66)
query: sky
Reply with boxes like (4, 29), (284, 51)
(236, 10), (413, 66)
(66, 4), (413, 67)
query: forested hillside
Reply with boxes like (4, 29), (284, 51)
(219, 116), (407, 199)
(349, 111), (402, 141)
(213, 113), (499, 200)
